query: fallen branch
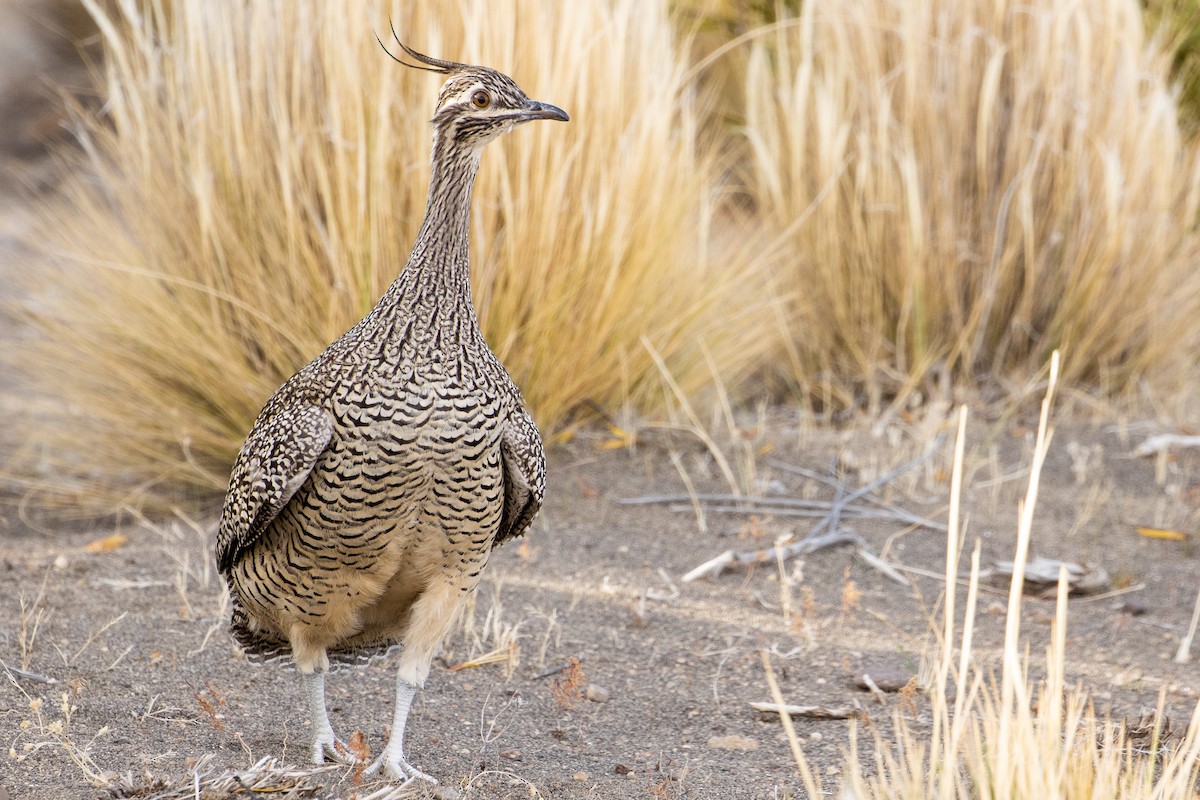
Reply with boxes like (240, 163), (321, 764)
(1, 662), (58, 685)
(750, 701), (866, 720)
(1133, 433), (1200, 458)
(679, 437), (947, 581)
(682, 530), (862, 583)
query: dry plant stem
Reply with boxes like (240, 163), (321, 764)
(668, 449), (707, 534)
(759, 649), (822, 795)
(18, 567), (52, 671)
(926, 398), (964, 782)
(68, 611), (127, 666)
(1176, 583), (1200, 664)
(1000, 352), (1059, 758)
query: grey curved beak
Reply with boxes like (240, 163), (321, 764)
(523, 99), (569, 123)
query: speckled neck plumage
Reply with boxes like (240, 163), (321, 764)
(363, 139), (483, 368)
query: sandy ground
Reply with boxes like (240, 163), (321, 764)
(1, 7), (1199, 799)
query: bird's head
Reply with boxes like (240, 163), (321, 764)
(379, 31), (569, 153)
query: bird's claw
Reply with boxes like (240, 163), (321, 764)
(364, 753), (438, 785)
(312, 731), (364, 765)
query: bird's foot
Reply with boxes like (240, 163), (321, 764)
(312, 728), (363, 766)
(363, 750), (438, 785)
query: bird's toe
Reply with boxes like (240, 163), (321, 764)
(313, 732), (363, 765)
(364, 754), (438, 785)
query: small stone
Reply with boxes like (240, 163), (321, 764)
(809, 731), (822, 742)
(707, 734), (758, 751)
(985, 601), (1007, 616)
(1120, 598), (1150, 617)
(573, 772), (590, 782)
(432, 787), (461, 800)
(615, 763), (634, 775)
(585, 684), (610, 703)
(499, 748), (522, 760)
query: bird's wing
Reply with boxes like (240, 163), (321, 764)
(496, 406), (546, 545)
(216, 402), (334, 573)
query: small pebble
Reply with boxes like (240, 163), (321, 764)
(1120, 598), (1150, 617)
(573, 772), (590, 782)
(499, 748), (522, 761)
(615, 763), (633, 775)
(585, 684), (610, 703)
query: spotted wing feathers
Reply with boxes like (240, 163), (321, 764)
(216, 403), (334, 573)
(497, 407), (545, 544)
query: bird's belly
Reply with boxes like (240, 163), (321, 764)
(231, 406), (506, 653)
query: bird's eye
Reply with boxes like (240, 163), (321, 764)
(470, 90), (491, 109)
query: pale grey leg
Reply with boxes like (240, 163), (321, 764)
(303, 670), (354, 764)
(364, 675), (437, 784)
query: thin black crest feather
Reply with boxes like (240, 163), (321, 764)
(374, 20), (465, 74)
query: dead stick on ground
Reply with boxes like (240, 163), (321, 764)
(682, 530), (863, 583)
(750, 702), (864, 720)
(681, 436), (946, 582)
(802, 434), (945, 542)
(768, 459), (948, 531)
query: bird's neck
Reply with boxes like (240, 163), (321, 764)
(373, 138), (485, 347)
(408, 140), (480, 287)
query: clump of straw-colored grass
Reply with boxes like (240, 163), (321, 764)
(1145, 0), (1200, 129)
(9, 0), (771, 507)
(742, 0), (1200, 412)
(773, 356), (1200, 798)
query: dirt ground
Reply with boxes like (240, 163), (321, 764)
(1, 6), (1199, 799)
(1, 413), (1198, 800)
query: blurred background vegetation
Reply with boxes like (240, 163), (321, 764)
(4, 0), (1200, 511)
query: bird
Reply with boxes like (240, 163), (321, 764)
(215, 36), (565, 784)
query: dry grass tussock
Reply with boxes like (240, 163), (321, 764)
(9, 0), (772, 506)
(742, 0), (1200, 411)
(9, 0), (1200, 510)
(776, 360), (1200, 799)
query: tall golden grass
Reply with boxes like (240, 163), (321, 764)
(742, 0), (1200, 411)
(10, 0), (772, 505)
(8, 0), (1200, 508)
(1145, 0), (1200, 127)
(780, 362), (1200, 798)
